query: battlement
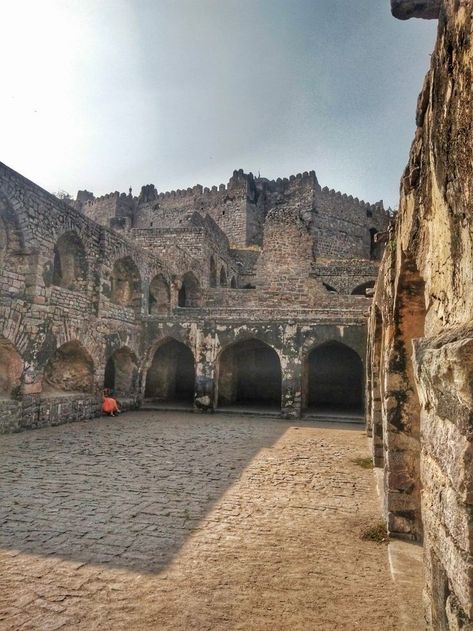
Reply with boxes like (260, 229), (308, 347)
(320, 186), (384, 212)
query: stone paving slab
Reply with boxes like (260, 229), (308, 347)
(0, 411), (412, 630)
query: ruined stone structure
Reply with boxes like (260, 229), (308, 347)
(367, 0), (473, 627)
(0, 159), (388, 433)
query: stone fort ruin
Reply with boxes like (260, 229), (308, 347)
(2, 0), (472, 626)
(0, 163), (389, 431)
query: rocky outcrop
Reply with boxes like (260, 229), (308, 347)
(391, 0), (441, 19)
(368, 0), (473, 627)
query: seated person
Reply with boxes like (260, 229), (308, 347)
(102, 392), (120, 416)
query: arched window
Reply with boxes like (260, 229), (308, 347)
(230, 276), (237, 288)
(178, 272), (200, 307)
(219, 266), (227, 287)
(52, 232), (87, 290)
(352, 280), (375, 296)
(145, 339), (195, 404)
(43, 341), (94, 394)
(111, 257), (142, 312)
(0, 337), (23, 399)
(209, 256), (217, 288)
(149, 274), (170, 315)
(217, 338), (281, 410)
(104, 347), (138, 396)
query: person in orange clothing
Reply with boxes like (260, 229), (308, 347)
(102, 390), (120, 416)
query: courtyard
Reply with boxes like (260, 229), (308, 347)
(0, 411), (414, 630)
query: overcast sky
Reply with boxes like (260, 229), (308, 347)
(1, 1), (436, 208)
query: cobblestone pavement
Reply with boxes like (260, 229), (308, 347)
(0, 412), (406, 630)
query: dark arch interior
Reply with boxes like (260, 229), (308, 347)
(218, 338), (281, 409)
(145, 340), (195, 404)
(306, 342), (363, 414)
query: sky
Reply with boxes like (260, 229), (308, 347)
(1, 1), (437, 209)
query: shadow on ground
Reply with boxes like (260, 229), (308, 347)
(0, 411), (360, 574)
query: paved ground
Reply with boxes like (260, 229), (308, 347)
(0, 411), (410, 630)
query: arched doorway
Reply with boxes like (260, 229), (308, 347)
(104, 347), (138, 397)
(230, 276), (237, 288)
(43, 341), (94, 394)
(0, 337), (23, 399)
(217, 338), (281, 411)
(305, 341), (363, 415)
(145, 339), (195, 404)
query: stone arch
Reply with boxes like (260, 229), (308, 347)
(352, 280), (375, 296)
(144, 338), (195, 404)
(230, 276), (237, 288)
(0, 337), (23, 399)
(111, 256), (142, 312)
(209, 256), (217, 288)
(104, 347), (138, 397)
(384, 254), (426, 540)
(52, 231), (88, 290)
(303, 341), (363, 414)
(216, 338), (282, 410)
(219, 266), (227, 287)
(43, 341), (94, 395)
(178, 271), (200, 307)
(148, 274), (170, 315)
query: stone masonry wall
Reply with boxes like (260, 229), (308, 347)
(367, 1), (473, 627)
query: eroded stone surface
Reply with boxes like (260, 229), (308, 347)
(0, 411), (406, 630)
(367, 0), (473, 627)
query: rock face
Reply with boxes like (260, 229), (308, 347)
(391, 0), (442, 19)
(367, 0), (473, 627)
